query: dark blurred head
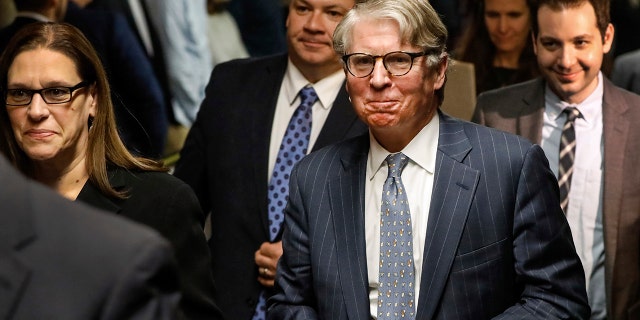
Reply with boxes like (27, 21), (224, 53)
(13, 0), (68, 21)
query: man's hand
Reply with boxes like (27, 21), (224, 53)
(255, 241), (283, 287)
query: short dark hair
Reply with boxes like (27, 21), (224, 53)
(13, 0), (49, 12)
(531, 0), (610, 41)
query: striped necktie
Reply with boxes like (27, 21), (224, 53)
(558, 106), (581, 214)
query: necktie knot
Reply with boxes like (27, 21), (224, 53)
(562, 106), (581, 123)
(386, 152), (408, 179)
(299, 86), (318, 109)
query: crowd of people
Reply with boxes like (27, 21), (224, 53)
(1, 0), (640, 319)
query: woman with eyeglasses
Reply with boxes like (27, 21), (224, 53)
(0, 22), (223, 320)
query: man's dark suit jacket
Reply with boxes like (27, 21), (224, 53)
(473, 77), (640, 320)
(76, 168), (223, 320)
(268, 112), (590, 319)
(0, 16), (35, 51)
(173, 53), (367, 320)
(0, 156), (181, 319)
(64, 3), (168, 158)
(87, 0), (173, 124)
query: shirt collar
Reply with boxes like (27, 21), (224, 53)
(367, 113), (440, 180)
(545, 71), (604, 123)
(283, 59), (345, 110)
(16, 11), (53, 22)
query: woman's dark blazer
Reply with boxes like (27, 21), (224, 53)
(77, 167), (223, 320)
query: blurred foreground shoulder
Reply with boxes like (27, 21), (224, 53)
(0, 157), (182, 319)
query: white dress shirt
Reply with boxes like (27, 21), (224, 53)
(365, 114), (439, 318)
(267, 60), (345, 179)
(15, 11), (51, 22)
(540, 72), (605, 319)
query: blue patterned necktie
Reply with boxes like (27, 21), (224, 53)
(378, 152), (415, 319)
(267, 86), (317, 240)
(252, 86), (318, 320)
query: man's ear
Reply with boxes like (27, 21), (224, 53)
(434, 55), (448, 90)
(602, 23), (615, 54)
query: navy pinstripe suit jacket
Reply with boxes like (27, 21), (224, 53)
(268, 112), (590, 319)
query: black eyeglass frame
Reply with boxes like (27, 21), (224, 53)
(5, 81), (90, 106)
(341, 50), (434, 78)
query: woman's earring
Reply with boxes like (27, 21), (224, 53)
(88, 116), (94, 130)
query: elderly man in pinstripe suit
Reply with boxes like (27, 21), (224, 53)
(268, 0), (590, 319)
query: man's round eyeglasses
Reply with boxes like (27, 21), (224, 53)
(5, 81), (90, 106)
(341, 51), (430, 78)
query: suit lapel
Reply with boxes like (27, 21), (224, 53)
(330, 136), (371, 320)
(601, 79), (629, 303)
(518, 79), (546, 144)
(416, 114), (480, 319)
(0, 249), (31, 320)
(250, 55), (288, 237)
(0, 161), (36, 319)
